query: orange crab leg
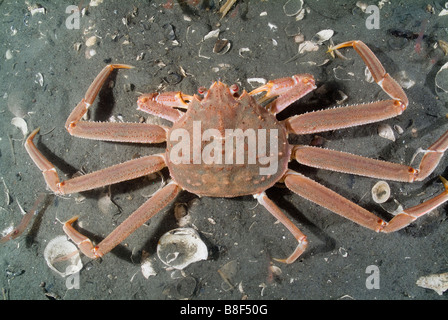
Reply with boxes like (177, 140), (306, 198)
(249, 74), (317, 115)
(255, 192), (308, 264)
(284, 40), (408, 135)
(25, 128), (167, 195)
(65, 64), (168, 143)
(292, 128), (448, 182)
(137, 91), (193, 122)
(64, 182), (181, 259)
(284, 170), (448, 235)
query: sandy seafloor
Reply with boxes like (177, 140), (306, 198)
(0, 0), (447, 303)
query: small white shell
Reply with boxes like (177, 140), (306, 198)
(203, 29), (220, 41)
(378, 123), (395, 141)
(312, 29), (334, 45)
(247, 78), (267, 88)
(141, 259), (157, 279)
(85, 36), (98, 47)
(11, 117), (29, 137)
(5, 49), (13, 60)
(44, 235), (83, 277)
(371, 181), (391, 204)
(157, 228), (208, 270)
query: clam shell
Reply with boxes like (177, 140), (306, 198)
(157, 228), (208, 270)
(44, 235), (83, 277)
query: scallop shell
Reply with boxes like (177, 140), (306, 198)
(44, 235), (83, 277)
(157, 228), (208, 270)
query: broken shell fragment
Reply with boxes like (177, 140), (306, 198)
(298, 41), (319, 54)
(394, 71), (415, 89)
(35, 73), (44, 87)
(11, 117), (29, 138)
(157, 228), (208, 270)
(416, 272), (448, 295)
(141, 258), (157, 279)
(371, 181), (391, 204)
(435, 62), (448, 101)
(283, 0), (304, 16)
(44, 235), (83, 277)
(378, 123), (395, 141)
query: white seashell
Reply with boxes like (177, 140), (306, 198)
(11, 117), (29, 137)
(312, 29), (334, 45)
(157, 228), (208, 270)
(203, 29), (220, 41)
(295, 8), (306, 21)
(378, 123), (395, 141)
(356, 1), (368, 12)
(85, 36), (97, 47)
(298, 40), (319, 54)
(416, 272), (448, 295)
(5, 49), (13, 60)
(439, 9), (448, 16)
(268, 22), (278, 31)
(89, 0), (104, 6)
(238, 47), (251, 58)
(30, 7), (46, 15)
(365, 66), (374, 83)
(44, 235), (83, 277)
(35, 73), (44, 86)
(141, 259), (157, 279)
(247, 78), (267, 87)
(371, 181), (391, 204)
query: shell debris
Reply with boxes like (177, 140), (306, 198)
(416, 272), (448, 295)
(157, 228), (208, 270)
(371, 181), (391, 204)
(44, 235), (83, 277)
(378, 123), (395, 141)
(11, 117), (29, 138)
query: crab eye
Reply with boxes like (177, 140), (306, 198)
(230, 84), (239, 94)
(197, 86), (207, 95)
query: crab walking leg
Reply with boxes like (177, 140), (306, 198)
(284, 170), (448, 234)
(292, 129), (448, 182)
(284, 100), (406, 134)
(255, 192), (308, 264)
(25, 128), (166, 194)
(64, 64), (168, 143)
(248, 74), (317, 114)
(137, 91), (194, 122)
(64, 182), (181, 259)
(329, 40), (408, 105)
(285, 40), (408, 135)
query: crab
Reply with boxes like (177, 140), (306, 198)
(25, 41), (448, 264)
